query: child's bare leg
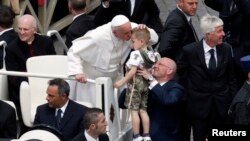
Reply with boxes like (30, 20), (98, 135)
(131, 110), (140, 134)
(139, 109), (150, 134)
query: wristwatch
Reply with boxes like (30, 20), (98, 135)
(147, 74), (154, 81)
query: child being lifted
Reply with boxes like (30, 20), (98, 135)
(114, 28), (157, 141)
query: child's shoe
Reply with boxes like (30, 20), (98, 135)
(143, 136), (151, 141)
(132, 136), (144, 141)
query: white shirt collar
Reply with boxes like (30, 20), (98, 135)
(203, 40), (216, 53)
(85, 130), (99, 141)
(0, 28), (13, 36)
(56, 99), (69, 117)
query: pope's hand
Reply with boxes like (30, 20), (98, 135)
(75, 74), (87, 83)
(137, 24), (147, 30)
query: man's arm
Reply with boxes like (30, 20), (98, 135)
(4, 107), (17, 138)
(235, 0), (250, 17)
(150, 81), (184, 105)
(158, 11), (188, 58)
(67, 48), (87, 83)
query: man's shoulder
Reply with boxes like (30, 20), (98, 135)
(183, 41), (200, 51)
(35, 34), (52, 41)
(36, 103), (50, 111)
(68, 100), (88, 111)
(0, 100), (15, 113)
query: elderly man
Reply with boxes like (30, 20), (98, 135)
(34, 78), (88, 141)
(5, 14), (56, 134)
(177, 15), (237, 141)
(68, 15), (158, 105)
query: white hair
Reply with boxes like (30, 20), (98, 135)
(200, 14), (223, 35)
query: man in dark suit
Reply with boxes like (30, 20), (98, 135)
(177, 15), (237, 141)
(34, 78), (88, 141)
(71, 108), (109, 141)
(0, 100), (17, 139)
(158, 0), (198, 62)
(5, 14), (56, 134)
(0, 5), (18, 69)
(94, 0), (163, 35)
(137, 57), (184, 141)
(65, 0), (95, 48)
(204, 0), (250, 90)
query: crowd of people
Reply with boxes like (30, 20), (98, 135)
(1, 0), (250, 141)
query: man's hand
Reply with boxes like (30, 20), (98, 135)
(75, 74), (87, 83)
(137, 67), (152, 80)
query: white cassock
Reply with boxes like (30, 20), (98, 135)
(67, 22), (158, 105)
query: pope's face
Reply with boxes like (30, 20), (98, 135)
(114, 22), (132, 41)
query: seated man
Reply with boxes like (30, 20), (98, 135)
(71, 107), (109, 141)
(0, 100), (17, 139)
(5, 14), (56, 129)
(34, 78), (88, 141)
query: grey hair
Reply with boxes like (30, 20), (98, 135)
(200, 14), (223, 35)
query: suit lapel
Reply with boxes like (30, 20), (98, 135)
(196, 41), (207, 70)
(47, 107), (58, 127)
(176, 8), (190, 27)
(131, 0), (141, 17)
(215, 45), (223, 70)
(59, 100), (73, 130)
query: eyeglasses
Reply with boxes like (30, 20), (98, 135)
(156, 62), (173, 70)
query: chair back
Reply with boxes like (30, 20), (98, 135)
(0, 41), (8, 100)
(20, 55), (68, 127)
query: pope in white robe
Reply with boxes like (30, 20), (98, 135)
(67, 15), (158, 105)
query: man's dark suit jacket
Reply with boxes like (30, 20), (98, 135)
(0, 100), (17, 139)
(70, 132), (109, 141)
(5, 34), (56, 114)
(158, 8), (197, 61)
(0, 29), (18, 69)
(94, 0), (162, 34)
(34, 100), (88, 141)
(65, 14), (95, 48)
(177, 41), (237, 119)
(147, 80), (184, 141)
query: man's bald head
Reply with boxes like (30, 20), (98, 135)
(18, 14), (37, 29)
(17, 14), (37, 44)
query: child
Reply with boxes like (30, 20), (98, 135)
(114, 28), (156, 141)
(229, 55), (250, 124)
